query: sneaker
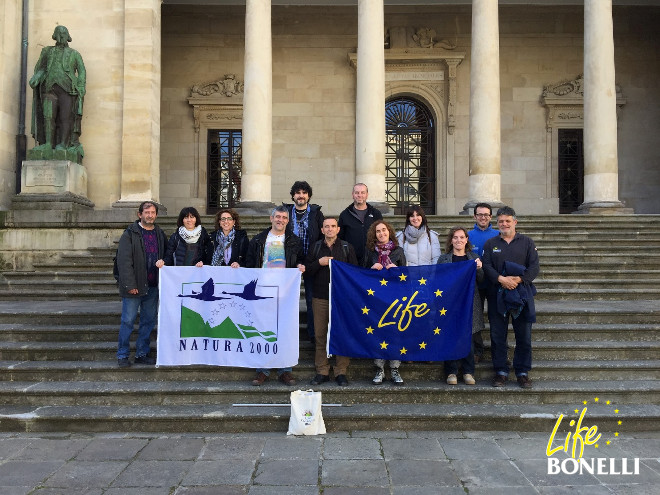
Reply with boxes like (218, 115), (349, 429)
(446, 373), (458, 385)
(251, 372), (268, 386)
(463, 374), (476, 385)
(390, 368), (404, 385)
(335, 374), (349, 386)
(517, 375), (533, 389)
(134, 355), (156, 365)
(278, 372), (296, 386)
(117, 357), (131, 368)
(310, 374), (330, 385)
(372, 368), (385, 385)
(492, 374), (507, 387)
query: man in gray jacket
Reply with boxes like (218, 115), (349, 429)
(115, 201), (167, 367)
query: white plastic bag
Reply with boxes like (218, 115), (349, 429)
(287, 389), (326, 436)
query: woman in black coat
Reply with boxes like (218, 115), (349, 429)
(209, 208), (248, 268)
(160, 207), (212, 267)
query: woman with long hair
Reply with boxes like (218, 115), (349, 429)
(436, 226), (484, 385)
(364, 220), (407, 385)
(395, 205), (441, 266)
(209, 208), (248, 268)
(159, 207), (212, 267)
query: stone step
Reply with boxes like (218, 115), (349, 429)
(534, 288), (660, 301)
(1, 402), (656, 433)
(0, 339), (657, 362)
(535, 279), (659, 289)
(537, 269), (660, 279)
(1, 379), (658, 407)
(1, 359), (658, 382)
(2, 322), (658, 343)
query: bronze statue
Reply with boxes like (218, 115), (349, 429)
(29, 25), (86, 161)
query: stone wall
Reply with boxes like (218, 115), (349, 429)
(0, 0), (21, 210)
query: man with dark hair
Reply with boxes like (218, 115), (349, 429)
(305, 217), (358, 386)
(115, 201), (167, 368)
(482, 206), (539, 389)
(246, 205), (305, 386)
(284, 180), (324, 343)
(468, 202), (499, 363)
(338, 183), (383, 264)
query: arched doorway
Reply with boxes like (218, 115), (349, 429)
(385, 97), (436, 214)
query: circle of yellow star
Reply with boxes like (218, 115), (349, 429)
(439, 308), (447, 316)
(399, 273), (407, 281)
(615, 432), (619, 437)
(361, 306), (370, 314)
(583, 400), (588, 405)
(366, 326), (374, 334)
(418, 277), (427, 285)
(606, 400), (611, 405)
(574, 409), (579, 414)
(380, 279), (388, 286)
(606, 440), (611, 445)
(380, 341), (388, 349)
(433, 327), (441, 335)
(400, 347), (407, 355)
(595, 444), (599, 448)
(614, 409), (619, 414)
(595, 397), (599, 402)
(419, 342), (427, 349)
(617, 420), (622, 425)
(367, 288), (375, 296)
(435, 289), (443, 297)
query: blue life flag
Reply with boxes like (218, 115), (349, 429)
(328, 260), (475, 361)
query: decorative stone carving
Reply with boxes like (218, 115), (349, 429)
(191, 74), (244, 98)
(542, 74), (583, 98)
(412, 27), (457, 50)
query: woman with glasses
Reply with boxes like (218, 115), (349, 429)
(395, 205), (441, 266)
(160, 207), (213, 267)
(210, 208), (249, 267)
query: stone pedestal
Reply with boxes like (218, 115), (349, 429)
(14, 160), (94, 210)
(233, 201), (277, 215)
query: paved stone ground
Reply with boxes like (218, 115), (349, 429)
(0, 430), (658, 494)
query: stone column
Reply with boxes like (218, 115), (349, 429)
(464, 0), (502, 214)
(237, 0), (274, 213)
(355, 0), (387, 209)
(113, 0), (163, 210)
(580, 0), (626, 213)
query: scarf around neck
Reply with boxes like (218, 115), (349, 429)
(403, 224), (428, 244)
(178, 225), (202, 244)
(212, 228), (235, 266)
(375, 240), (395, 267)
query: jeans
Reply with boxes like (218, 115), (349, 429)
(487, 294), (533, 376)
(304, 276), (315, 341)
(256, 367), (292, 377)
(117, 286), (158, 359)
(444, 338), (475, 375)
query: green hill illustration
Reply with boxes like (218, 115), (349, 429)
(180, 306), (276, 342)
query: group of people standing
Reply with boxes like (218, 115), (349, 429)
(115, 183), (539, 390)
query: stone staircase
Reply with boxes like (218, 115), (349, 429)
(0, 215), (659, 432)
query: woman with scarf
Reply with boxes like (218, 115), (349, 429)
(437, 226), (484, 386)
(364, 220), (407, 385)
(209, 208), (248, 268)
(159, 207), (212, 267)
(395, 205), (441, 266)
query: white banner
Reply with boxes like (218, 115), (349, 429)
(157, 266), (301, 368)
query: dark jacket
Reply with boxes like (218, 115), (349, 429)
(338, 202), (383, 262)
(209, 228), (249, 266)
(163, 227), (213, 266)
(283, 203), (324, 255)
(245, 228), (303, 269)
(304, 238), (358, 299)
(437, 251), (485, 334)
(363, 245), (406, 268)
(116, 220), (167, 298)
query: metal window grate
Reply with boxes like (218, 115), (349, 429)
(558, 128), (583, 214)
(207, 130), (242, 212)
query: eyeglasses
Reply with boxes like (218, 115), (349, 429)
(475, 214), (491, 218)
(219, 217), (234, 222)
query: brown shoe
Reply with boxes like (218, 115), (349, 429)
(517, 375), (533, 389)
(251, 372), (268, 386)
(278, 371), (296, 386)
(492, 374), (507, 387)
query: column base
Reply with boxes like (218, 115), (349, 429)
(233, 201), (277, 215)
(112, 200), (168, 216)
(368, 201), (392, 215)
(573, 201), (634, 215)
(12, 192), (94, 211)
(460, 200), (505, 216)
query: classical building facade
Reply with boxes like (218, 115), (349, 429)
(1, 0), (658, 214)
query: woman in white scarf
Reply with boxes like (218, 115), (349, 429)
(158, 207), (212, 267)
(395, 205), (441, 266)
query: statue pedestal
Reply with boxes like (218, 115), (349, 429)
(14, 160), (94, 210)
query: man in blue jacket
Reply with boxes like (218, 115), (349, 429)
(482, 206), (539, 389)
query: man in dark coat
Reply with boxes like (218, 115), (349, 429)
(338, 183), (383, 264)
(115, 201), (167, 368)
